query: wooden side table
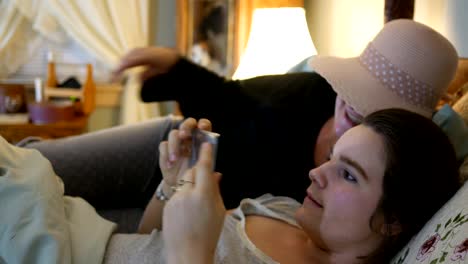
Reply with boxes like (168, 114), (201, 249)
(0, 116), (88, 144)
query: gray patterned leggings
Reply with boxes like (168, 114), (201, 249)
(22, 115), (183, 232)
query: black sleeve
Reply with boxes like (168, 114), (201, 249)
(140, 58), (227, 103)
(140, 58), (335, 128)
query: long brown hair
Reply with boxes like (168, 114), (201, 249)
(361, 109), (460, 263)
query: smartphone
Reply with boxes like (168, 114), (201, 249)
(189, 128), (220, 169)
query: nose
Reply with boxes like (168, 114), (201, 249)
(309, 166), (327, 189)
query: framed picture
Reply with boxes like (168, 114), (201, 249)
(176, 0), (236, 78)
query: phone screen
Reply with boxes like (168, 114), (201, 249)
(189, 129), (220, 169)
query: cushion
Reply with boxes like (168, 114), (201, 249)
(453, 87), (468, 123)
(391, 181), (468, 263)
(433, 104), (468, 162)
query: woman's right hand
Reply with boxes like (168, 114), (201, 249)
(163, 142), (225, 264)
(113, 46), (180, 81)
(138, 118), (214, 234)
(159, 118), (213, 188)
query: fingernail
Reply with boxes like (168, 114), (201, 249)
(166, 161), (173, 169)
(169, 153), (177, 162)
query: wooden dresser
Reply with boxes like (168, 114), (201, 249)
(0, 116), (88, 144)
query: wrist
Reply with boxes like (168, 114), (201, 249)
(155, 180), (174, 201)
(162, 181), (174, 196)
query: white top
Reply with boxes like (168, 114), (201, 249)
(104, 194), (302, 263)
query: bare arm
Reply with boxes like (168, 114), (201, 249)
(137, 181), (173, 233)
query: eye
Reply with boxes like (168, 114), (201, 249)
(342, 170), (357, 183)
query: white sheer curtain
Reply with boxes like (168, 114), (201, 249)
(13, 0), (160, 125)
(0, 0), (44, 78)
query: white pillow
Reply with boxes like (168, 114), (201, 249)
(391, 181), (468, 263)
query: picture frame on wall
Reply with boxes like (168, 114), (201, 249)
(176, 0), (236, 78)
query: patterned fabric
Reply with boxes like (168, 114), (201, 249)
(391, 182), (468, 264)
(360, 43), (435, 110)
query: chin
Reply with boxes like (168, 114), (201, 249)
(295, 206), (318, 232)
(295, 206), (307, 226)
(295, 208), (329, 249)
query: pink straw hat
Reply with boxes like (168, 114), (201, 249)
(309, 19), (458, 117)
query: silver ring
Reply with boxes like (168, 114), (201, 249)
(171, 179), (195, 192)
(178, 179), (195, 185)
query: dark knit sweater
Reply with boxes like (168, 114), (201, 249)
(141, 58), (336, 208)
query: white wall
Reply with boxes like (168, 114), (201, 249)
(414, 0), (468, 58)
(151, 0), (178, 115)
(152, 0), (177, 47)
(413, 0), (445, 33)
(305, 0), (468, 58)
(305, 0), (384, 57)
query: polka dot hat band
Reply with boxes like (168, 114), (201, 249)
(310, 19), (458, 117)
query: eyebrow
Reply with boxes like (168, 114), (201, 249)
(339, 155), (369, 181)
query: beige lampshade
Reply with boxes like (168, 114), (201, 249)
(232, 7), (317, 80)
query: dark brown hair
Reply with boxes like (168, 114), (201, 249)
(362, 108), (461, 263)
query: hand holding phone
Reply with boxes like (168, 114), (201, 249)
(189, 128), (220, 169)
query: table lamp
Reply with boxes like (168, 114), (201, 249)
(232, 7), (317, 80)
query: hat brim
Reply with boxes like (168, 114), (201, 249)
(309, 56), (432, 118)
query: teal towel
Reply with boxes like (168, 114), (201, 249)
(433, 104), (468, 161)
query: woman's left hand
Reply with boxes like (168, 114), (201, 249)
(163, 143), (226, 264)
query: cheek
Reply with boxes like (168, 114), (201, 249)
(324, 188), (380, 234)
(333, 98), (352, 138)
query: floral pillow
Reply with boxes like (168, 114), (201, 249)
(391, 181), (468, 263)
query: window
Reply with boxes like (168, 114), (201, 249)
(9, 38), (112, 85)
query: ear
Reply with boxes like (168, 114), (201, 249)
(380, 222), (402, 236)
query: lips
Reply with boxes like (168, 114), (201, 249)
(306, 191), (323, 208)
